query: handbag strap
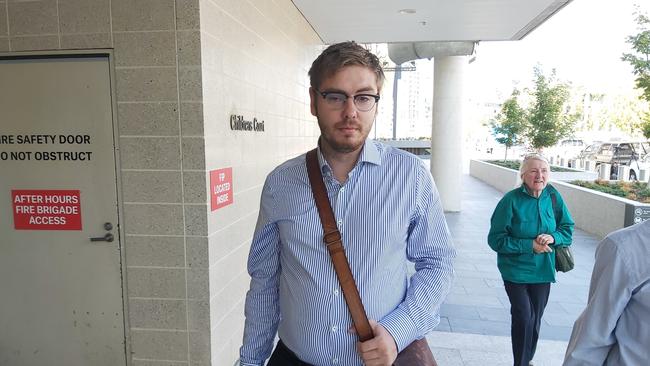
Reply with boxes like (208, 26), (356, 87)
(305, 148), (374, 342)
(550, 192), (560, 224)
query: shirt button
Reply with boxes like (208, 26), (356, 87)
(340, 187), (345, 192)
(332, 326), (338, 332)
(333, 289), (339, 296)
(332, 358), (339, 364)
(337, 219), (342, 225)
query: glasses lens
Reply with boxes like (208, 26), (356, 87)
(354, 95), (376, 111)
(323, 92), (346, 108)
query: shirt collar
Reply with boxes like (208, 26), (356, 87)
(519, 183), (550, 198)
(316, 139), (381, 174)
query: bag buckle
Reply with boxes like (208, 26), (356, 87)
(323, 230), (341, 247)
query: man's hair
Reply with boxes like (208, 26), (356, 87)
(308, 41), (385, 92)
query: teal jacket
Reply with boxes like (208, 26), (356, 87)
(488, 184), (574, 283)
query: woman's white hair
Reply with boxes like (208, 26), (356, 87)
(516, 153), (550, 187)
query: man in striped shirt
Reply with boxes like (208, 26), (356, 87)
(240, 41), (455, 366)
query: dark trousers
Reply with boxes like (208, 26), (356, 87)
(267, 340), (312, 366)
(504, 281), (550, 366)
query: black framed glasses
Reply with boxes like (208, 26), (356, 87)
(317, 90), (380, 112)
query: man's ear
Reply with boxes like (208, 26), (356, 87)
(309, 87), (318, 117)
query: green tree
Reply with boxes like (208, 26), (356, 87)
(489, 89), (527, 160)
(605, 93), (649, 136)
(622, 6), (650, 138)
(641, 112), (650, 139)
(525, 67), (576, 150)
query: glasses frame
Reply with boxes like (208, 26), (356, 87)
(316, 90), (380, 112)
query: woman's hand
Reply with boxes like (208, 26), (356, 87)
(533, 236), (553, 254)
(536, 234), (555, 245)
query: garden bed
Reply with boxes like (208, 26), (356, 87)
(485, 159), (578, 172)
(570, 180), (650, 204)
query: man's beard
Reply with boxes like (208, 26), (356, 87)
(318, 122), (367, 153)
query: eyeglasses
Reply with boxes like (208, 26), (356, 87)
(317, 90), (380, 112)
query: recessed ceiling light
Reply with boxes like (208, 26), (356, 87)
(398, 9), (417, 14)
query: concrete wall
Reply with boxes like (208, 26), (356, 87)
(469, 160), (519, 193)
(198, 0), (320, 364)
(470, 160), (598, 193)
(3, 0), (207, 364)
(550, 181), (630, 239)
(2, 0), (320, 365)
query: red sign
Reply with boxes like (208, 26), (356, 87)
(210, 168), (233, 211)
(12, 190), (82, 230)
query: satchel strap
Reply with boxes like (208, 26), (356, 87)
(305, 149), (374, 342)
(550, 192), (560, 224)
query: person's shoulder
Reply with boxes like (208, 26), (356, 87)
(502, 186), (523, 201)
(266, 152), (308, 183)
(603, 220), (650, 248)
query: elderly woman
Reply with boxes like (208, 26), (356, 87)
(488, 154), (574, 366)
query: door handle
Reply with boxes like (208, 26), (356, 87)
(90, 233), (114, 242)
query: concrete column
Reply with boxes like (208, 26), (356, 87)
(599, 164), (611, 180)
(639, 169), (648, 182)
(431, 56), (467, 212)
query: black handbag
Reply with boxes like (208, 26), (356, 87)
(550, 193), (574, 272)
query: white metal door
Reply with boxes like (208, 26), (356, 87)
(0, 55), (126, 366)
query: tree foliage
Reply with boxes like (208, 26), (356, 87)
(489, 90), (527, 160)
(622, 6), (650, 138)
(642, 113), (650, 139)
(525, 67), (577, 149)
(605, 92), (649, 135)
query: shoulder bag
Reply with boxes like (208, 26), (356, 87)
(305, 149), (437, 366)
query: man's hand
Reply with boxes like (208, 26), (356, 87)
(356, 320), (398, 366)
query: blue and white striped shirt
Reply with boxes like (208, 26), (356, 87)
(240, 139), (455, 366)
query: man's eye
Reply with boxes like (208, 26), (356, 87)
(326, 94), (346, 102)
(355, 95), (372, 103)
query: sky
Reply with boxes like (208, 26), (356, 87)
(468, 0), (650, 101)
(373, 0), (650, 141)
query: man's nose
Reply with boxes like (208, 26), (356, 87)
(342, 97), (358, 119)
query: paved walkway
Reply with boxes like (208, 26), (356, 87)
(429, 174), (601, 365)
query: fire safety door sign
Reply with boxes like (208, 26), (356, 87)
(210, 168), (233, 211)
(12, 189), (82, 230)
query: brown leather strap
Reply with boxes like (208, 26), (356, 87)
(305, 149), (374, 342)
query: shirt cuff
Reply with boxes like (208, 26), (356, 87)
(379, 306), (420, 353)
